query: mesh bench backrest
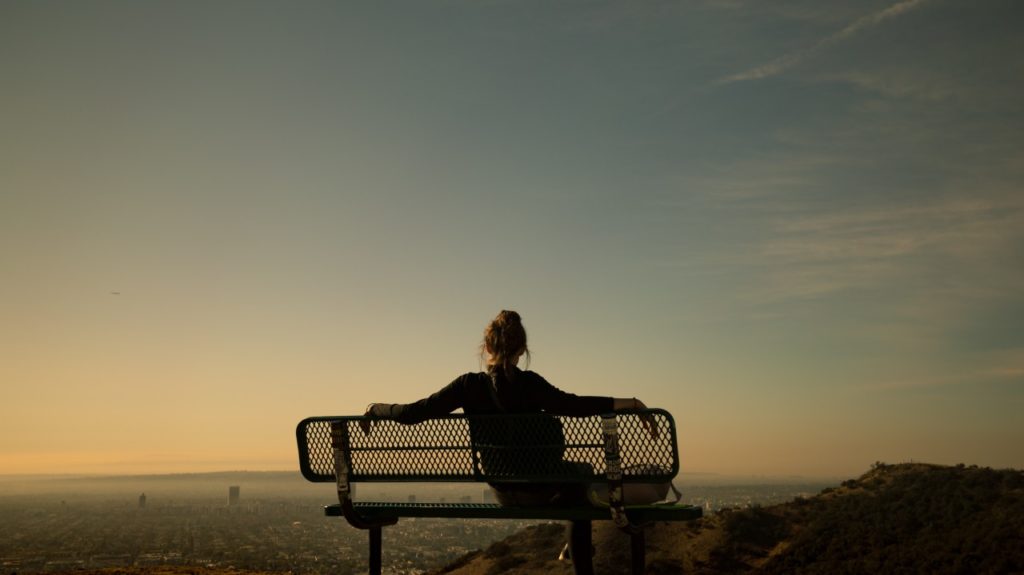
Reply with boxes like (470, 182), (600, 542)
(297, 410), (679, 484)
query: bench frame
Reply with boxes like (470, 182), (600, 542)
(296, 409), (702, 574)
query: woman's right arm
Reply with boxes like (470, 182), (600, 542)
(360, 374), (470, 433)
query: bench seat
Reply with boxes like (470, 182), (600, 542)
(326, 501), (703, 522)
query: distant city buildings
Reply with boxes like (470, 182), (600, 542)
(0, 478), (834, 574)
(0, 495), (537, 574)
(138, 493), (147, 509)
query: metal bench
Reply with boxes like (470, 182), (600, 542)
(296, 409), (702, 574)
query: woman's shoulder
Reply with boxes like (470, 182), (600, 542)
(518, 369), (551, 385)
(452, 371), (490, 385)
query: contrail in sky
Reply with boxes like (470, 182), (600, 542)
(719, 0), (932, 84)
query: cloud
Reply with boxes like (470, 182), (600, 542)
(645, 151), (1024, 309)
(719, 0), (932, 84)
(860, 371), (1015, 391)
(859, 348), (1024, 390)
(751, 194), (1024, 302)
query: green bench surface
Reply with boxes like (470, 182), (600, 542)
(325, 501), (703, 521)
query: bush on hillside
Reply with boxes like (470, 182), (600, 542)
(760, 465), (1024, 575)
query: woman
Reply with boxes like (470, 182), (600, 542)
(361, 310), (655, 574)
(363, 309), (650, 423)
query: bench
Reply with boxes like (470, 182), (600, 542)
(296, 409), (702, 575)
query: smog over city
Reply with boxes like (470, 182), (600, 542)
(1, 471), (837, 573)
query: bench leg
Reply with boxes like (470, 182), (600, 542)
(630, 529), (645, 575)
(368, 526), (382, 575)
(569, 520), (594, 575)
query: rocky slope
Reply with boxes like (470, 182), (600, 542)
(430, 463), (1024, 575)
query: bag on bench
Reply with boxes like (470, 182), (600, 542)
(586, 464), (682, 506)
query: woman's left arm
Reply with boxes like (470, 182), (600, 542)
(612, 397), (648, 411)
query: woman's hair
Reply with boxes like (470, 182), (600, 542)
(482, 310), (530, 374)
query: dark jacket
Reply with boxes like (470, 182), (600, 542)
(385, 368), (613, 423)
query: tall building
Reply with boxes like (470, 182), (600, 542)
(228, 485), (240, 506)
(138, 493), (147, 509)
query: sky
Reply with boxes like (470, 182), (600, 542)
(2, 0), (1022, 479)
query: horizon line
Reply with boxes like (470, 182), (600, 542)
(0, 468), (851, 481)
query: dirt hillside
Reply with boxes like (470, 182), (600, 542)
(430, 463), (1024, 575)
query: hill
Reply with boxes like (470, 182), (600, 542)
(430, 463), (1024, 575)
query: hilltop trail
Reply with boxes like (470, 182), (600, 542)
(429, 463), (1024, 575)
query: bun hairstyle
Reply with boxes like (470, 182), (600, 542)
(482, 310), (530, 375)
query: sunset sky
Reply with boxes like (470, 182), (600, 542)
(2, 0), (1021, 478)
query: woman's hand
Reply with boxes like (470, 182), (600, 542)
(358, 404), (374, 435)
(635, 398), (659, 439)
(356, 401), (395, 431)
(615, 397), (658, 439)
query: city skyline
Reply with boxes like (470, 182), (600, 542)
(2, 0), (1022, 477)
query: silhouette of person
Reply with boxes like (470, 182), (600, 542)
(361, 310), (656, 575)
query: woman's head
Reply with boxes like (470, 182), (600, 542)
(482, 310), (529, 373)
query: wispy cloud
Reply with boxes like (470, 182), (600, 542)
(719, 0), (932, 84)
(646, 153), (1024, 307)
(860, 371), (1021, 391)
(859, 348), (1024, 390)
(752, 194), (1024, 302)
(821, 70), (959, 102)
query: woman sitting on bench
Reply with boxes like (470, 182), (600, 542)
(360, 309), (655, 575)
